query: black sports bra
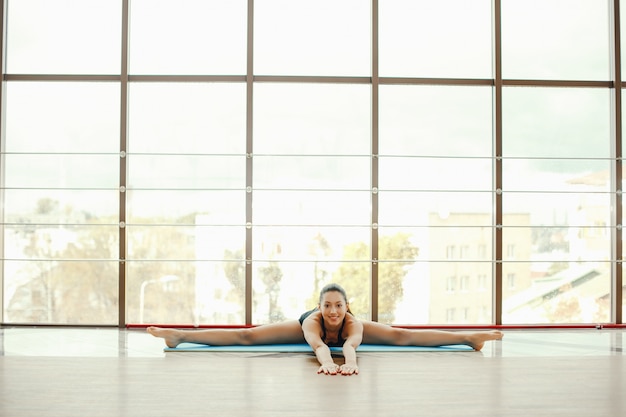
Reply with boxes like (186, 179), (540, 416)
(320, 314), (346, 347)
(298, 308), (346, 347)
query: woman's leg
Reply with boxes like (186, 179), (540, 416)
(361, 321), (503, 351)
(147, 320), (306, 348)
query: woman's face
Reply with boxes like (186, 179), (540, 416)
(319, 290), (348, 326)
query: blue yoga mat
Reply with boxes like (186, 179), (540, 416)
(164, 343), (474, 352)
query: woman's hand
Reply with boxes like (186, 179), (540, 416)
(339, 364), (359, 375)
(317, 362), (359, 375)
(317, 362), (340, 375)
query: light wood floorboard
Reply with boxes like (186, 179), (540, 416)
(1, 328), (625, 417)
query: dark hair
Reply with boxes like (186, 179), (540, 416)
(319, 283), (352, 314)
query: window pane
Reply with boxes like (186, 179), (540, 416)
(5, 155), (119, 189)
(6, 225), (118, 260)
(126, 179), (246, 323)
(379, 191), (493, 225)
(503, 87), (610, 158)
(129, 0), (246, 75)
(379, 157), (491, 191)
(424, 261), (493, 325)
(125, 78), (246, 322)
(379, 85), (493, 157)
(379, 0), (492, 78)
(129, 83), (246, 154)
(254, 156), (369, 190)
(128, 155), (245, 189)
(126, 225), (246, 324)
(378, 259), (434, 324)
(127, 190), (245, 223)
(503, 190), (612, 324)
(126, 261), (245, 325)
(5, 83), (120, 153)
(253, 191), (370, 226)
(252, 78), (371, 324)
(253, 191), (371, 226)
(254, 0), (370, 76)
(127, 225), (244, 260)
(251, 226), (372, 324)
(504, 262), (611, 324)
(254, 83), (370, 154)
(196, 260), (246, 325)
(377, 231), (425, 324)
(4, 259), (118, 324)
(378, 84), (493, 325)
(380, 215), (493, 325)
(4, 190), (119, 221)
(502, 85), (611, 324)
(3, 189), (119, 325)
(253, 226), (370, 261)
(126, 68), (247, 330)
(6, 0), (121, 74)
(502, 0), (609, 80)
(3, 77), (120, 322)
(251, 261), (371, 324)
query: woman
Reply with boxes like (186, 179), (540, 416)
(147, 283), (503, 376)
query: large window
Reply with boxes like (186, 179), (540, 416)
(252, 83), (372, 322)
(125, 82), (247, 325)
(3, 81), (120, 324)
(378, 85), (493, 324)
(1, 0), (624, 327)
(502, 87), (612, 323)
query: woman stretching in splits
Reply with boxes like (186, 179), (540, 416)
(148, 283), (503, 376)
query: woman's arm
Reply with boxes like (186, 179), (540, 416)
(301, 317), (340, 375)
(339, 319), (363, 375)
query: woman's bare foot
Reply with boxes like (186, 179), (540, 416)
(147, 326), (184, 348)
(466, 330), (503, 351)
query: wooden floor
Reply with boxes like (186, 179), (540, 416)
(1, 327), (625, 417)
